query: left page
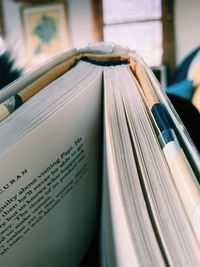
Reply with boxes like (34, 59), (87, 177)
(0, 61), (103, 267)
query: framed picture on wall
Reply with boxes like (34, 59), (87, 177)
(20, 1), (71, 66)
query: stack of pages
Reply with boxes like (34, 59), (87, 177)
(0, 43), (199, 267)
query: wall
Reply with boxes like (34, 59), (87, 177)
(175, 0), (200, 64)
(67, 0), (94, 48)
(2, 0), (23, 54)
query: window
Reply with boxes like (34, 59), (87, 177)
(92, 0), (175, 76)
(103, 0), (162, 66)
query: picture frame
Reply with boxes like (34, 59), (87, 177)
(20, 1), (71, 66)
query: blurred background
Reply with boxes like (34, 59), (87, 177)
(0, 0), (199, 73)
(0, 0), (200, 135)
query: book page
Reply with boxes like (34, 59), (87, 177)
(0, 61), (96, 149)
(102, 64), (200, 267)
(0, 66), (103, 267)
(101, 119), (140, 267)
(101, 66), (165, 267)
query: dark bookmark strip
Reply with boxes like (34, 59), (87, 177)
(151, 103), (171, 132)
(81, 57), (128, 66)
(151, 103), (174, 143)
(14, 94), (23, 109)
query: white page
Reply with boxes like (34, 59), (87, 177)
(0, 61), (97, 151)
(102, 64), (200, 267)
(101, 93), (140, 267)
(0, 66), (103, 267)
(101, 66), (165, 267)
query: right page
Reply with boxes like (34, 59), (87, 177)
(102, 63), (200, 267)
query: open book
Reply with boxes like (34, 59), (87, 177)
(0, 43), (199, 267)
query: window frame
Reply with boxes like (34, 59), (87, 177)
(91, 0), (176, 79)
